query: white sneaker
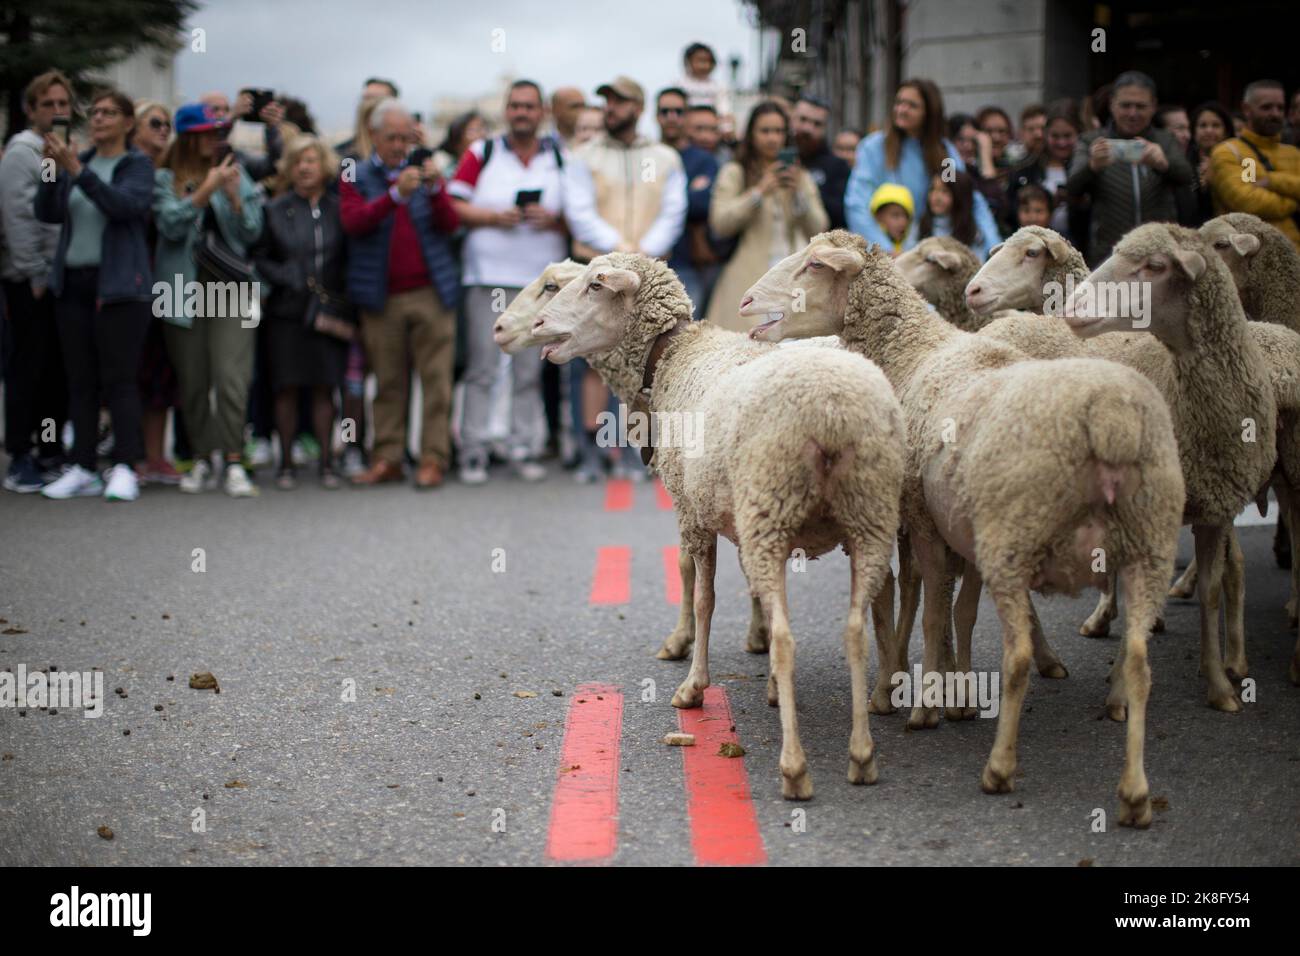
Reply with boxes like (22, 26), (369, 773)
(459, 453), (489, 486)
(41, 465), (104, 499)
(514, 459), (547, 482)
(246, 437), (273, 468)
(180, 458), (212, 494)
(223, 462), (259, 497)
(104, 463), (140, 502)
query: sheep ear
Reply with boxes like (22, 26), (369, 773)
(1228, 233), (1261, 258)
(815, 246), (865, 275)
(988, 242), (1004, 258)
(1172, 248), (1206, 281)
(929, 249), (964, 272)
(597, 269), (641, 294)
(1041, 231), (1071, 261)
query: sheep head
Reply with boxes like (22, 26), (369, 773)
(965, 226), (1082, 316)
(895, 237), (978, 311)
(1064, 222), (1210, 353)
(740, 234), (866, 342)
(531, 254), (642, 364)
(493, 259), (586, 354)
(1199, 215), (1264, 296)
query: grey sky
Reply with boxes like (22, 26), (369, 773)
(176, 0), (765, 137)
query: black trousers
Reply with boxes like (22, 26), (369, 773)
(2, 278), (67, 459)
(54, 267), (151, 469)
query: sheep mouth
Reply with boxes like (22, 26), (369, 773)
(539, 335), (572, 361)
(748, 312), (785, 339)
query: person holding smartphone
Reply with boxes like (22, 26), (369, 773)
(706, 100), (828, 331)
(35, 88), (155, 502)
(448, 79), (567, 486)
(153, 102), (265, 497)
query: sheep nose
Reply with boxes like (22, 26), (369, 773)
(531, 316), (545, 331)
(492, 319), (504, 334)
(966, 283), (981, 298)
(739, 295), (754, 310)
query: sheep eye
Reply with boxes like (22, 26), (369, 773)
(588, 281), (603, 292)
(543, 283), (559, 293)
(1213, 240), (1229, 249)
(1146, 261), (1166, 273)
(1025, 248), (1040, 258)
(807, 260), (824, 270)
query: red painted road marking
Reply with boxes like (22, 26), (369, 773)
(663, 546), (682, 605)
(678, 686), (767, 866)
(654, 479), (674, 510)
(545, 683), (623, 863)
(589, 546), (631, 605)
(604, 478), (633, 512)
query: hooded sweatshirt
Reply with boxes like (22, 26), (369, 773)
(0, 129), (61, 283)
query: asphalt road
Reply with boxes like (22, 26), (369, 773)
(1, 462), (1297, 866)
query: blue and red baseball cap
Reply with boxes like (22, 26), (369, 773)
(174, 103), (229, 135)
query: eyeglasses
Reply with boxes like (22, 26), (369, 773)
(658, 107), (685, 116)
(148, 117), (171, 131)
(89, 107), (123, 119)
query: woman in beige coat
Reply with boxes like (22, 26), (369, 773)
(706, 102), (829, 330)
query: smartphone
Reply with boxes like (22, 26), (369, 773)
(51, 116), (71, 145)
(777, 146), (798, 168)
(515, 189), (542, 207)
(247, 88), (274, 118)
(1108, 138), (1144, 164)
(406, 146), (433, 169)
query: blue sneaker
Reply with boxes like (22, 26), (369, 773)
(3, 454), (46, 493)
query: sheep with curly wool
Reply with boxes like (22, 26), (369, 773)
(895, 237), (987, 331)
(742, 230), (1184, 827)
(1063, 222), (1277, 711)
(531, 253), (907, 800)
(493, 259), (777, 663)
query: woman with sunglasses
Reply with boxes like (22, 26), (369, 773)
(36, 88), (155, 501)
(132, 101), (172, 166)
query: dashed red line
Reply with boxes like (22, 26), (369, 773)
(604, 478), (633, 512)
(663, 546), (682, 605)
(678, 686), (767, 866)
(589, 546), (631, 605)
(654, 479), (674, 510)
(545, 683), (623, 863)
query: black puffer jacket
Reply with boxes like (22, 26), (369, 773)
(1065, 121), (1193, 265)
(251, 189), (349, 323)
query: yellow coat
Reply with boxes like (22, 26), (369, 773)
(1210, 128), (1300, 253)
(705, 161), (829, 330)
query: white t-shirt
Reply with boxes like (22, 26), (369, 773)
(449, 135), (569, 288)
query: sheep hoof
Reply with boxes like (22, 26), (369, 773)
(1167, 583), (1194, 600)
(1225, 660), (1249, 682)
(766, 674), (778, 707)
(1037, 661), (1069, 679)
(1117, 794), (1153, 829)
(907, 706), (940, 730)
(744, 639), (770, 654)
(847, 754), (879, 785)
(781, 768), (814, 801)
(1078, 618), (1111, 638)
(980, 763), (1015, 795)
(1207, 686), (1242, 713)
(671, 682), (705, 709)
(1151, 615), (1166, 633)
(868, 690), (896, 715)
(745, 625), (771, 654)
(1106, 700), (1128, 722)
(655, 633), (693, 660)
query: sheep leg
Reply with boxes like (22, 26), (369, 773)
(671, 537), (717, 709)
(845, 540), (882, 785)
(952, 566), (982, 719)
(755, 570), (811, 800)
(980, 588), (1035, 794)
(744, 594), (770, 654)
(1115, 562), (1157, 829)
(1028, 598), (1068, 679)
(1193, 523), (1242, 713)
(1168, 557), (1197, 600)
(1079, 569), (1118, 637)
(868, 570), (898, 715)
(908, 534), (952, 731)
(1223, 530), (1248, 682)
(1106, 630), (1130, 722)
(656, 545), (696, 660)
(894, 533), (922, 672)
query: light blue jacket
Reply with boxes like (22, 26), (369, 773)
(152, 165), (263, 327)
(845, 131), (999, 260)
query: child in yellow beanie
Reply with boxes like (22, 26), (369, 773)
(869, 183), (915, 256)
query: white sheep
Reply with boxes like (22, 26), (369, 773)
(493, 260), (776, 662)
(742, 230), (1184, 827)
(530, 252), (907, 800)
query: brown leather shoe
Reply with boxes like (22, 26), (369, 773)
(415, 458), (444, 489)
(351, 458), (404, 486)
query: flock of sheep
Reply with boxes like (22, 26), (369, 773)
(491, 212), (1300, 828)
